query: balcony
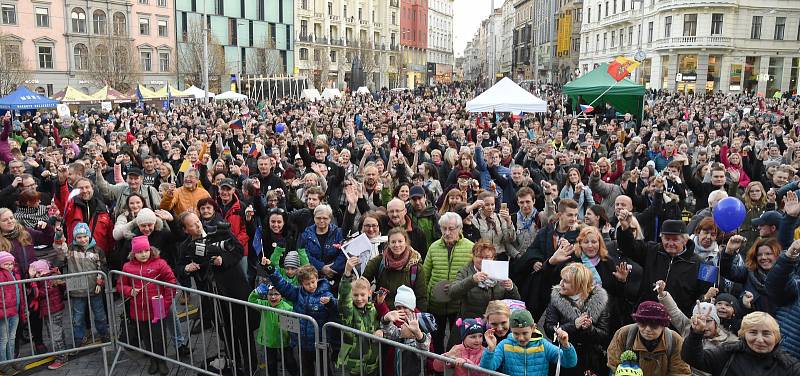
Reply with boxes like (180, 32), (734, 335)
(314, 12), (324, 19)
(653, 35), (733, 50)
(655, 0), (737, 11)
(374, 22), (382, 28)
(360, 20), (369, 26)
(599, 9), (633, 27)
(346, 17), (356, 24)
(329, 15), (340, 22)
(298, 33), (314, 43)
(331, 38), (344, 46)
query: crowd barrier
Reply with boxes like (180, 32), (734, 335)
(108, 270), (322, 376)
(321, 321), (508, 376)
(0, 270), (113, 375)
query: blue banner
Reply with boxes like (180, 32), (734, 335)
(697, 263), (719, 284)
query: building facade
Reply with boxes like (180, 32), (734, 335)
(531, 0), (556, 82)
(512, 0), (533, 80)
(0, 0), (176, 96)
(553, 0), (582, 83)
(174, 0), (294, 93)
(400, 0), (427, 87)
(499, 0), (515, 77)
(294, 0), (400, 90)
(579, 0), (800, 95)
(426, 0), (453, 84)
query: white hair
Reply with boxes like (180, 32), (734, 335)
(314, 204), (333, 218)
(708, 190), (728, 207)
(438, 212), (462, 229)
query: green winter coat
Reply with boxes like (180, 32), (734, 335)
(247, 291), (293, 348)
(423, 236), (474, 315)
(337, 275), (380, 375)
(269, 246), (310, 286)
(361, 249), (428, 310)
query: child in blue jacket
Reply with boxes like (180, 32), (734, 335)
(480, 309), (577, 376)
(263, 257), (337, 376)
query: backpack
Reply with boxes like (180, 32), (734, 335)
(625, 325), (674, 360)
(376, 258), (418, 288)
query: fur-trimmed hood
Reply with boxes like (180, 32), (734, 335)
(549, 285), (608, 322)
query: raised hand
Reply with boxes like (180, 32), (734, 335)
(344, 256), (359, 277)
(785, 191), (800, 217)
(612, 262), (629, 282)
(655, 280), (667, 298)
(617, 209), (632, 231)
(554, 326), (570, 347)
(691, 301), (711, 334)
(742, 291), (754, 309)
(484, 328), (497, 351)
(704, 286), (719, 302)
(725, 234), (746, 255)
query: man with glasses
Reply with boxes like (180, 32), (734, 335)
(385, 198), (428, 259)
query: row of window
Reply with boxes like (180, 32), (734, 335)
(139, 17), (170, 37)
(0, 5), (170, 39)
(3, 42), (169, 72)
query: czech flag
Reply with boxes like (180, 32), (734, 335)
(580, 104), (594, 113)
(607, 56), (640, 81)
(248, 143), (259, 158)
(229, 119), (243, 129)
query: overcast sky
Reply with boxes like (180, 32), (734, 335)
(453, 0), (502, 57)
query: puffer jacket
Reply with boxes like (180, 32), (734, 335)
(267, 269), (337, 351)
(431, 344), (486, 376)
(472, 212), (517, 258)
(682, 331), (800, 376)
(422, 236), (474, 315)
(607, 324), (691, 376)
(764, 254), (800, 360)
(65, 242), (106, 297)
(480, 331), (578, 376)
(0, 268), (23, 320)
(218, 195), (249, 256)
(298, 224), (346, 275)
(542, 286), (610, 376)
(28, 273), (66, 318)
(361, 249), (427, 310)
(337, 275), (380, 375)
(448, 263), (520, 319)
(247, 291), (293, 348)
(118, 255), (177, 322)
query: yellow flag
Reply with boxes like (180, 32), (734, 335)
(178, 159), (191, 173)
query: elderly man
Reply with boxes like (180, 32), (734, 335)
(95, 164), (161, 216)
(687, 190), (729, 234)
(422, 212), (474, 354)
(617, 213), (710, 316)
(160, 168), (211, 217)
(386, 198), (429, 258)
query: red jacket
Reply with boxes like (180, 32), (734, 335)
(220, 196), (250, 256)
(29, 273), (66, 318)
(118, 256), (177, 322)
(0, 268), (25, 321)
(54, 182), (114, 255)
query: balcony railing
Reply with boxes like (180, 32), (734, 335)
(346, 17), (355, 24)
(360, 19), (369, 26)
(655, 0), (737, 11)
(374, 22), (382, 28)
(653, 35), (732, 49)
(331, 38), (344, 46)
(314, 12), (323, 19)
(329, 15), (340, 22)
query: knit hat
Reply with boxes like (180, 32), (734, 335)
(284, 250), (300, 269)
(73, 222), (91, 238)
(510, 309), (534, 328)
(0, 252), (14, 265)
(417, 312), (438, 333)
(29, 260), (51, 275)
(394, 285), (416, 310)
(631, 301), (671, 327)
(136, 208), (158, 226)
(692, 302), (720, 327)
(614, 350), (643, 376)
(715, 293), (739, 314)
(457, 318), (485, 342)
(131, 235), (150, 254)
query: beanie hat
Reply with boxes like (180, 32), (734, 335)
(614, 350), (643, 376)
(126, 132), (136, 145)
(457, 318), (485, 342)
(284, 250), (300, 269)
(692, 301), (720, 327)
(715, 293), (739, 313)
(0, 252), (14, 265)
(417, 312), (437, 334)
(136, 208), (158, 226)
(73, 222), (91, 238)
(131, 235), (151, 254)
(394, 285), (416, 310)
(29, 260), (51, 275)
(631, 301), (671, 327)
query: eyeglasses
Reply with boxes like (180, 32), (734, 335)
(268, 208), (285, 215)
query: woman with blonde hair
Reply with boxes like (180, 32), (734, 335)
(682, 311), (800, 375)
(483, 300), (512, 343)
(542, 262), (610, 376)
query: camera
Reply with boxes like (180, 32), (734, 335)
(191, 221), (235, 266)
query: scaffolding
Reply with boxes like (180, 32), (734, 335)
(244, 75), (310, 102)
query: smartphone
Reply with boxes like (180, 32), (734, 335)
(500, 203), (508, 211)
(377, 287), (389, 297)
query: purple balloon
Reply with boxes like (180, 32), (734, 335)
(275, 123), (286, 133)
(713, 197), (746, 232)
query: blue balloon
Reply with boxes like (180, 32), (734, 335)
(275, 122), (286, 133)
(713, 197), (746, 232)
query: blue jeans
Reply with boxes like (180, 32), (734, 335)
(168, 297), (186, 347)
(71, 295), (109, 344)
(0, 316), (18, 361)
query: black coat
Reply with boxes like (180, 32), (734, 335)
(177, 225), (250, 301)
(682, 331), (800, 376)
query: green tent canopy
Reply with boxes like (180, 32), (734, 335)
(563, 63), (646, 117)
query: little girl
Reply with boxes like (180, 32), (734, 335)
(27, 260), (69, 369)
(0, 251), (22, 374)
(432, 318), (487, 376)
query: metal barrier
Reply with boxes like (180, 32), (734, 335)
(0, 270), (113, 375)
(109, 270), (323, 376)
(321, 321), (508, 376)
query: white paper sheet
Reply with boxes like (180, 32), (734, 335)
(342, 233), (373, 276)
(482, 260), (509, 281)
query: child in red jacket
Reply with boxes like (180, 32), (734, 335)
(27, 260), (69, 369)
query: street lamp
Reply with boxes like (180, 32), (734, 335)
(202, 1), (209, 102)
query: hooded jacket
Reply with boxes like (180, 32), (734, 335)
(247, 291), (293, 348)
(422, 236), (474, 315)
(337, 275), (380, 375)
(480, 331), (578, 376)
(66, 239), (106, 297)
(298, 223), (346, 275)
(118, 255), (177, 322)
(449, 262), (520, 319)
(267, 269), (337, 352)
(55, 183), (114, 255)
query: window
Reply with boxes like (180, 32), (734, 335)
(597, 4), (600, 21)
(604, 1), (608, 16)
(711, 14), (723, 35)
(330, 50), (336, 62)
(648, 21), (653, 42)
(391, 12), (396, 25)
(621, 0), (626, 12)
(611, 31), (616, 47)
(595, 34), (599, 51)
(299, 47), (308, 60)
(343, 5), (347, 17)
(38, 46), (53, 69)
(159, 52), (169, 71)
(71, 8), (86, 32)
(1, 4), (15, 24)
(140, 51), (152, 71)
(613, 0), (617, 14)
(95, 44), (108, 68)
(158, 0), (167, 6)
(683, 14), (697, 37)
(35, 7), (49, 27)
(139, 17), (150, 35)
(73, 43), (88, 70)
(3, 44), (20, 67)
(328, 2), (333, 15)
(619, 28), (624, 46)
(301, 0), (308, 9)
(113, 12), (126, 35)
(587, 8), (591, 23)
(751, 16), (762, 39)
(300, 20), (307, 37)
(93, 10), (106, 34)
(774, 17), (785, 40)
(358, 8), (362, 20)
(158, 20), (167, 37)
(664, 16), (672, 38)
(603, 32), (607, 49)
(628, 26), (633, 46)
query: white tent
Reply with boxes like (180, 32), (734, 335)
(214, 90), (249, 101)
(183, 85), (215, 99)
(466, 77), (547, 113)
(354, 86), (370, 95)
(301, 89), (322, 101)
(321, 88), (342, 100)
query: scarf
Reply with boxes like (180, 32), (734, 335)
(580, 254), (603, 287)
(692, 236), (719, 263)
(384, 247), (410, 271)
(2, 227), (20, 240)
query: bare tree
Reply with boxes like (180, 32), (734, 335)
(178, 22), (226, 92)
(355, 41), (378, 89)
(87, 35), (140, 93)
(310, 47), (330, 89)
(247, 37), (285, 77)
(0, 33), (31, 96)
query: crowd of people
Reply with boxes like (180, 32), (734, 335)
(0, 82), (799, 376)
